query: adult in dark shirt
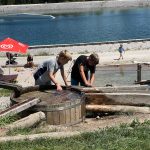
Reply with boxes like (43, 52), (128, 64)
(71, 53), (99, 87)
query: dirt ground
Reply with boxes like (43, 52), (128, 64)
(0, 51), (150, 136)
(33, 113), (150, 134)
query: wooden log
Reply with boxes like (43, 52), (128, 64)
(0, 131), (80, 142)
(85, 93), (150, 106)
(6, 111), (46, 129)
(0, 81), (23, 93)
(0, 112), (46, 136)
(72, 85), (150, 93)
(86, 105), (150, 114)
(0, 98), (40, 118)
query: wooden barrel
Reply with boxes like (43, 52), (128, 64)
(34, 98), (85, 126)
(10, 85), (85, 126)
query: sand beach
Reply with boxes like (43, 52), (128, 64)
(1, 45), (150, 87)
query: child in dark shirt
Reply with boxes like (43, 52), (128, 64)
(71, 53), (99, 87)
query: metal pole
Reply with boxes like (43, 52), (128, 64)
(137, 63), (142, 82)
(9, 58), (10, 75)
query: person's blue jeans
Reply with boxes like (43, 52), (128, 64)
(71, 78), (85, 86)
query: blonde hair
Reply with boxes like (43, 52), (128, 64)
(58, 50), (72, 61)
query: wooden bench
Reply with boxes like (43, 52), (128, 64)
(0, 74), (18, 83)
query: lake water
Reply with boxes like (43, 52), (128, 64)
(0, 7), (150, 45)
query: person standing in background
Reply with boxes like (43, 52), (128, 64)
(118, 44), (125, 60)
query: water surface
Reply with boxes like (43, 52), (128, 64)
(95, 64), (150, 86)
(0, 7), (150, 45)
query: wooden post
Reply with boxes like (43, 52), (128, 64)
(137, 63), (142, 82)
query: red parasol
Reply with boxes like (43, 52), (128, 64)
(0, 37), (28, 75)
(0, 37), (28, 54)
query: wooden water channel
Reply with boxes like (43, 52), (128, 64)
(0, 81), (150, 126)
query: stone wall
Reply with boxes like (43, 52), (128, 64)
(0, 0), (150, 15)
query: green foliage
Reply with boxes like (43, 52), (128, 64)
(0, 120), (149, 150)
(7, 127), (33, 136)
(0, 88), (12, 96)
(0, 115), (19, 127)
(130, 118), (141, 127)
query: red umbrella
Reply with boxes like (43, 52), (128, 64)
(0, 37), (28, 75)
(0, 37), (28, 54)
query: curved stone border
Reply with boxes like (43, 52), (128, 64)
(0, 0), (150, 15)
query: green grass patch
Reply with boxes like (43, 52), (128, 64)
(7, 127), (33, 136)
(0, 115), (19, 127)
(0, 88), (12, 97)
(0, 119), (149, 150)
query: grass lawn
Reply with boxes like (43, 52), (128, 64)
(0, 88), (12, 97)
(0, 119), (149, 150)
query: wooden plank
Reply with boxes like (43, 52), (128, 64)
(0, 98), (40, 118)
(59, 110), (66, 125)
(53, 111), (60, 125)
(46, 112), (53, 125)
(85, 93), (150, 106)
(65, 109), (71, 124)
(70, 107), (76, 123)
(73, 85), (150, 93)
(81, 102), (85, 120)
(75, 105), (80, 121)
(0, 81), (22, 93)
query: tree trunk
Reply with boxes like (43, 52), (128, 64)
(0, 131), (80, 142)
(0, 111), (45, 136)
(86, 105), (150, 114)
(6, 111), (46, 129)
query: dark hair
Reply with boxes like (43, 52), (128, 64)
(89, 53), (99, 65)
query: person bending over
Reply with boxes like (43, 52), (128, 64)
(33, 50), (72, 91)
(71, 53), (99, 87)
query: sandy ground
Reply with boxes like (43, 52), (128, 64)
(1, 49), (150, 87)
(0, 49), (150, 135)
